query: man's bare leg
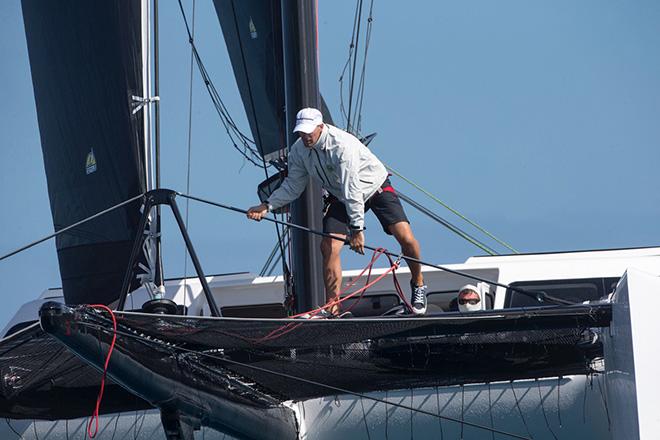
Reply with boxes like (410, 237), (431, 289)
(320, 234), (346, 315)
(388, 222), (423, 286)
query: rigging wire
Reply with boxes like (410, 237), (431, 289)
(510, 381), (533, 440)
(354, 0), (375, 135)
(260, 227), (290, 277)
(536, 379), (559, 440)
(340, 0), (375, 137)
(487, 382), (495, 440)
(182, 0), (197, 304)
(0, 194), (144, 263)
(435, 386), (444, 440)
(386, 165), (520, 254)
(557, 376), (563, 427)
(175, 0), (265, 169)
(460, 384), (465, 440)
(397, 190), (498, 255)
(346, 0), (364, 134)
(4, 418), (22, 439)
(359, 396), (372, 440)
(338, 0), (361, 127)
(596, 375), (611, 431)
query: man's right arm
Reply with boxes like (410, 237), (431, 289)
(265, 149), (309, 210)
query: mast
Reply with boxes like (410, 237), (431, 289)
(281, 0), (325, 312)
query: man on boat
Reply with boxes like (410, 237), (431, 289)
(246, 108), (427, 316)
(455, 284), (482, 312)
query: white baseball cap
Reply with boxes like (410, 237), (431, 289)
(293, 107), (323, 134)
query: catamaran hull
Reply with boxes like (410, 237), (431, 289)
(0, 375), (610, 440)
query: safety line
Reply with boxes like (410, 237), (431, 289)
(386, 165), (519, 254)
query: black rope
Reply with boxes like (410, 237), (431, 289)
(175, 0), (265, 169)
(596, 375), (611, 431)
(435, 386), (444, 440)
(557, 376), (562, 427)
(359, 395), (372, 440)
(354, 0), (374, 134)
(0, 194), (144, 263)
(582, 374), (592, 424)
(339, 0), (375, 136)
(510, 381), (533, 439)
(385, 390), (389, 440)
(339, 0), (361, 127)
(460, 384), (465, 440)
(536, 378), (558, 440)
(83, 322), (530, 440)
(410, 387), (414, 440)
(346, 0), (364, 133)
(488, 382), (495, 440)
(111, 413), (120, 440)
(177, 192), (571, 305)
(4, 418), (22, 439)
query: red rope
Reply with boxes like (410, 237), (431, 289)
(86, 304), (118, 438)
(213, 247), (411, 344)
(252, 248), (404, 343)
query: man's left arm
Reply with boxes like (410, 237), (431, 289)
(338, 147), (366, 254)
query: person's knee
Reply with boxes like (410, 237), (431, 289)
(391, 224), (417, 248)
(400, 235), (418, 252)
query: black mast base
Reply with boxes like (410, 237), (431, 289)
(142, 298), (180, 315)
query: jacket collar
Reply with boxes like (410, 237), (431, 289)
(311, 124), (329, 150)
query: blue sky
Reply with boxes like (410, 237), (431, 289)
(1, 1), (659, 327)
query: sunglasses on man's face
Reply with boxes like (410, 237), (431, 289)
(458, 298), (480, 305)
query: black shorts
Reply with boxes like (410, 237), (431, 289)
(323, 179), (409, 235)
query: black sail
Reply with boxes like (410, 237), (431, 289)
(212, 0), (286, 159)
(22, 0), (147, 305)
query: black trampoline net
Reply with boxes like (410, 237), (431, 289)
(0, 303), (610, 419)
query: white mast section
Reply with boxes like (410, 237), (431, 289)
(142, 0), (153, 190)
(133, 0), (162, 297)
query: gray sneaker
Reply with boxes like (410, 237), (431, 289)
(410, 283), (428, 315)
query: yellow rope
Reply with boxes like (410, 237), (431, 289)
(386, 164), (519, 254)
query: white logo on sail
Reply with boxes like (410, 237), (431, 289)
(249, 17), (258, 39)
(85, 149), (97, 175)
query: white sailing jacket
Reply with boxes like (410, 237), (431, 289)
(267, 124), (388, 230)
